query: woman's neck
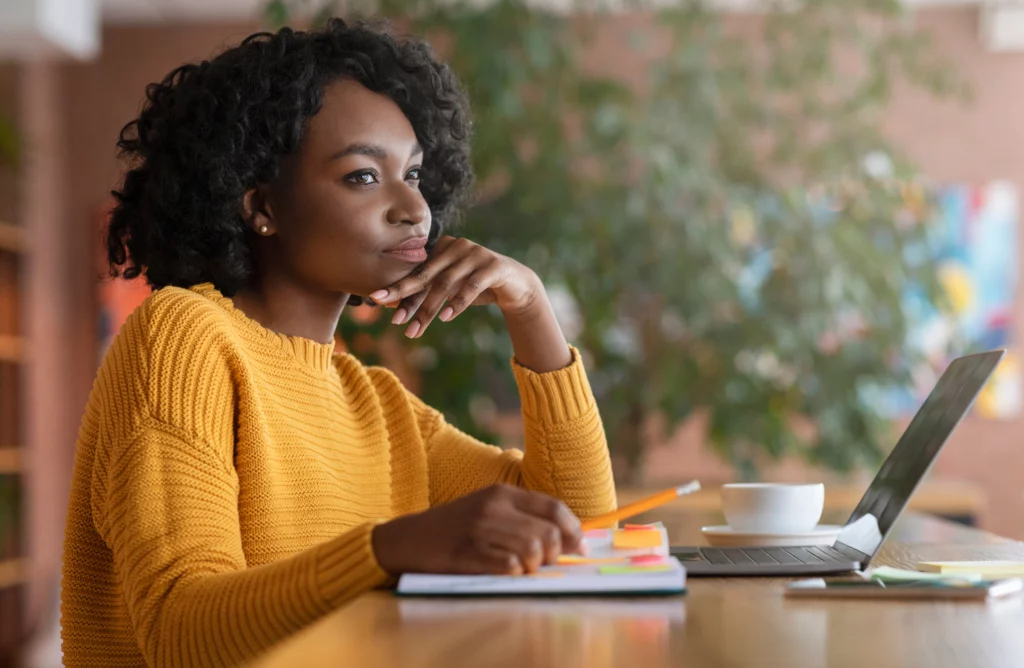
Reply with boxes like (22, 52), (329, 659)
(231, 276), (349, 345)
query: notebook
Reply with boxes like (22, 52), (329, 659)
(396, 523), (687, 596)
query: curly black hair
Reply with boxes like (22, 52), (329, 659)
(107, 18), (474, 304)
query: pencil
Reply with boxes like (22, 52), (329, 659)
(581, 480), (701, 531)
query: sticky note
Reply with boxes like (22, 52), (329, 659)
(917, 561), (1024, 576)
(556, 555), (628, 565)
(527, 571), (566, 579)
(584, 529), (611, 539)
(870, 567), (982, 584)
(624, 524), (657, 531)
(599, 564), (673, 575)
(612, 529), (663, 549)
(630, 555), (667, 566)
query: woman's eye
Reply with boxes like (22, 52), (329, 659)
(406, 167), (422, 182)
(345, 170), (379, 186)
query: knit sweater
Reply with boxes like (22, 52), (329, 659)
(60, 282), (617, 668)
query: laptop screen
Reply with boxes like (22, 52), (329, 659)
(835, 350), (1004, 560)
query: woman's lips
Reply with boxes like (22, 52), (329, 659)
(385, 248), (428, 262)
(384, 237), (428, 263)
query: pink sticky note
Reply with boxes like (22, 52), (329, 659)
(584, 529), (610, 539)
(623, 524), (657, 531)
(630, 555), (667, 565)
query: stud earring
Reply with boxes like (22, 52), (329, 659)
(259, 225), (268, 235)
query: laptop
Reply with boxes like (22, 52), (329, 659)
(671, 349), (1005, 576)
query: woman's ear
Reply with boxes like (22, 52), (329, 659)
(242, 186), (276, 236)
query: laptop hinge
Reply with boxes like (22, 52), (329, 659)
(833, 541), (871, 564)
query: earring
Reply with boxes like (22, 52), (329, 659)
(259, 225), (268, 235)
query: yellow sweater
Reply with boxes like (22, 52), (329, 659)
(61, 282), (616, 667)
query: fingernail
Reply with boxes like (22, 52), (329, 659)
(391, 308), (407, 325)
(406, 321), (420, 338)
(370, 290), (389, 300)
(578, 541), (590, 556)
(439, 306), (454, 322)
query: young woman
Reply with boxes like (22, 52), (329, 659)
(61, 19), (616, 667)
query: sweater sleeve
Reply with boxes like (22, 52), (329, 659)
(92, 416), (390, 668)
(413, 347), (617, 522)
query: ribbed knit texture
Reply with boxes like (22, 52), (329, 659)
(61, 282), (617, 668)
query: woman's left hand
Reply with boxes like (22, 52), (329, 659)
(368, 236), (542, 339)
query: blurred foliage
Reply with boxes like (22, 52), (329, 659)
(0, 476), (18, 553)
(0, 114), (17, 169)
(269, 0), (962, 480)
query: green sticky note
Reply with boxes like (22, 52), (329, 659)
(599, 564), (673, 575)
(869, 566), (982, 584)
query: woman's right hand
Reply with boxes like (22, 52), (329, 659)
(371, 484), (587, 576)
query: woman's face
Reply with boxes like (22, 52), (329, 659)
(259, 78), (432, 299)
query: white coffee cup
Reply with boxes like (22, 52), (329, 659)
(721, 483), (825, 534)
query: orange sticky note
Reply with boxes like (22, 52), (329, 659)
(612, 529), (663, 549)
(556, 555), (628, 565)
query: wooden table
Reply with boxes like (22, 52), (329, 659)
(251, 511), (1024, 668)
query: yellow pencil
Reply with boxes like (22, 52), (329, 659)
(581, 480), (701, 531)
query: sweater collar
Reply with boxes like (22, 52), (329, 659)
(191, 283), (337, 374)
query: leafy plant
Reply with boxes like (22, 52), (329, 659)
(269, 0), (960, 480)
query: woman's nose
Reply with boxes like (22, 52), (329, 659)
(387, 184), (430, 227)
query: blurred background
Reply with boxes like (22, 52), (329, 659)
(1, 0), (1023, 663)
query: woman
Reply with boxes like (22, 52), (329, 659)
(61, 19), (616, 667)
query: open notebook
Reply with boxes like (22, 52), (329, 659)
(396, 523), (687, 596)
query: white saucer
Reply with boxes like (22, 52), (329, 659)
(700, 524), (842, 547)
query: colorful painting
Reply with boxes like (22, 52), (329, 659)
(893, 180), (1020, 419)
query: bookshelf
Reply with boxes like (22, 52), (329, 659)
(0, 447), (19, 474)
(0, 335), (23, 363)
(0, 222), (24, 254)
(0, 216), (24, 659)
(0, 558), (24, 589)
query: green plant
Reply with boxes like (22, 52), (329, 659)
(268, 0), (960, 481)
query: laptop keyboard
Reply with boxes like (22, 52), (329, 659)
(700, 546), (847, 565)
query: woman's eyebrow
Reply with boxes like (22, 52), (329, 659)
(329, 143), (387, 161)
(328, 142), (424, 162)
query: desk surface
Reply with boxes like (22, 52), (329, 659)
(251, 511), (1024, 668)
